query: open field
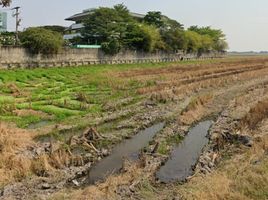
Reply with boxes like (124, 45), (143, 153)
(1, 56), (268, 199)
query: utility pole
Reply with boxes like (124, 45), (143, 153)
(12, 6), (21, 45)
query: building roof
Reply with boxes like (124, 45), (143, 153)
(65, 8), (145, 21)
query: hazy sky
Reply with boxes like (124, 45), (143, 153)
(1, 0), (268, 51)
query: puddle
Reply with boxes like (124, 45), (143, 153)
(87, 122), (165, 184)
(156, 120), (213, 183)
(28, 120), (50, 129)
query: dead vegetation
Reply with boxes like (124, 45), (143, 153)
(0, 123), (33, 187)
(179, 93), (214, 125)
(2, 57), (268, 199)
(241, 98), (268, 130)
(52, 161), (143, 200)
(179, 125), (268, 200)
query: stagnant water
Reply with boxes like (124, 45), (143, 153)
(156, 120), (213, 183)
(28, 120), (50, 129)
(87, 122), (165, 184)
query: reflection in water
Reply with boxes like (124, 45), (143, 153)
(87, 123), (165, 184)
(156, 121), (213, 183)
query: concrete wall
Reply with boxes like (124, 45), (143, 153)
(0, 46), (224, 69)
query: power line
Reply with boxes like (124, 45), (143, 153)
(11, 6), (20, 45)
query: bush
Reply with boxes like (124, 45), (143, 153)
(19, 27), (64, 54)
(0, 32), (16, 46)
(101, 38), (121, 55)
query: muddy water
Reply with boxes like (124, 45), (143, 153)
(28, 120), (50, 129)
(87, 123), (165, 184)
(156, 120), (213, 183)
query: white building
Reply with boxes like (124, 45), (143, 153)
(64, 8), (145, 40)
(0, 12), (7, 32)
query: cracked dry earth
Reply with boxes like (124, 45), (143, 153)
(1, 57), (268, 200)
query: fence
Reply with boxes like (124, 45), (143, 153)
(0, 46), (225, 69)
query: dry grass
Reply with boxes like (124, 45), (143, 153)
(0, 123), (34, 187)
(179, 135), (268, 200)
(0, 123), (75, 186)
(52, 162), (143, 200)
(179, 93), (213, 125)
(241, 98), (268, 130)
(178, 115), (268, 200)
(13, 109), (49, 118)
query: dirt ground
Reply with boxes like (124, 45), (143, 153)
(1, 56), (268, 200)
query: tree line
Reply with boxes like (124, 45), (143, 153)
(77, 4), (228, 55)
(0, 3), (228, 55)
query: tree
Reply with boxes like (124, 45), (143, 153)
(101, 38), (121, 55)
(199, 35), (213, 53)
(144, 11), (164, 28)
(184, 31), (202, 53)
(138, 24), (165, 52)
(160, 28), (186, 52)
(80, 4), (228, 54)
(0, 0), (11, 7)
(214, 40), (228, 52)
(122, 22), (164, 52)
(0, 32), (16, 45)
(159, 17), (185, 52)
(188, 26), (228, 51)
(38, 25), (66, 34)
(19, 27), (64, 54)
(82, 7), (124, 45)
(161, 16), (184, 30)
(114, 3), (133, 22)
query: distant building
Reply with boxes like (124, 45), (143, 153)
(0, 12), (7, 32)
(64, 8), (145, 41)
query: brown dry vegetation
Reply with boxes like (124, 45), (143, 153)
(61, 57), (268, 200)
(0, 123), (33, 187)
(179, 93), (214, 125)
(241, 98), (268, 130)
(52, 162), (143, 200)
(0, 123), (78, 187)
(179, 122), (268, 200)
(3, 57), (268, 199)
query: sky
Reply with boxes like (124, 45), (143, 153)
(1, 0), (268, 52)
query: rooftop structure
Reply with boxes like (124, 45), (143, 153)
(0, 12), (7, 32)
(64, 8), (145, 41)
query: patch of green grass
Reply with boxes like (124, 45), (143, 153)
(0, 96), (15, 104)
(0, 115), (42, 128)
(31, 105), (82, 120)
(158, 134), (183, 155)
(166, 134), (183, 145)
(158, 141), (169, 155)
(0, 60), (224, 128)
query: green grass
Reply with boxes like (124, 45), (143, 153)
(0, 60), (223, 128)
(158, 134), (183, 155)
(0, 115), (42, 128)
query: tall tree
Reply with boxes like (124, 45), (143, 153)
(114, 3), (132, 22)
(184, 30), (202, 53)
(82, 7), (123, 44)
(161, 16), (184, 30)
(188, 26), (228, 51)
(124, 23), (164, 52)
(144, 11), (164, 28)
(160, 16), (185, 52)
(0, 0), (11, 7)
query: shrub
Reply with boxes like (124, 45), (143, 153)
(0, 32), (16, 46)
(19, 27), (64, 54)
(101, 38), (121, 55)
